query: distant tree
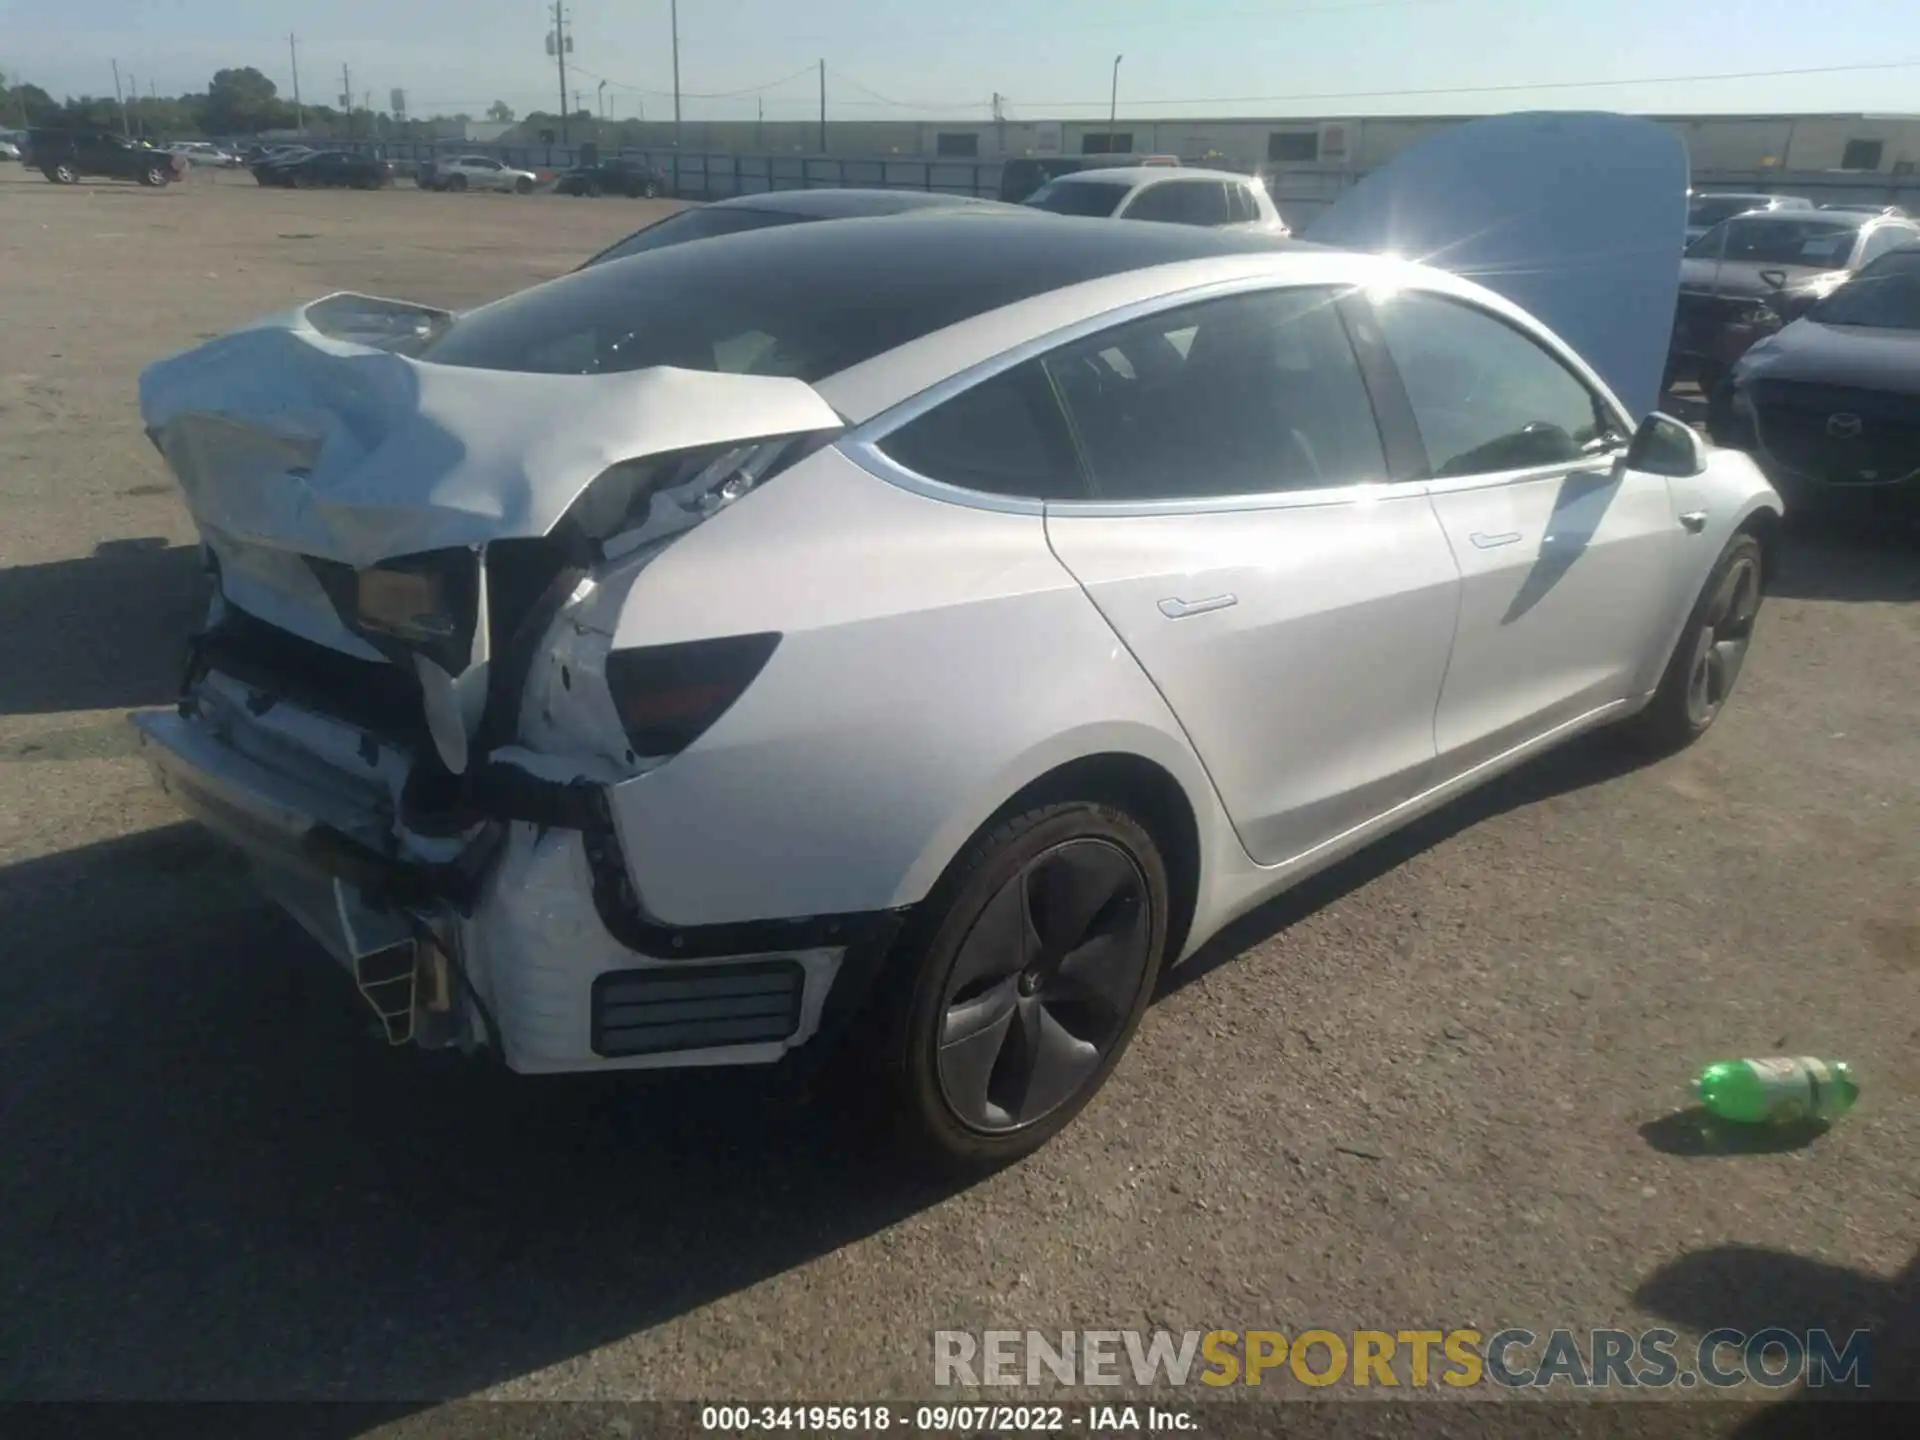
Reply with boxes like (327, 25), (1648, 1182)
(1, 69), (60, 125)
(486, 100), (514, 122)
(205, 66), (291, 135)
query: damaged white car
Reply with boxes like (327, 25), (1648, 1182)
(133, 114), (1782, 1168)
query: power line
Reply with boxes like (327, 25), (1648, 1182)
(1009, 57), (1920, 111)
(566, 60), (816, 101)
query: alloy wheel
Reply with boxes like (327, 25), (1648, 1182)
(935, 838), (1154, 1134)
(1685, 551), (1761, 727)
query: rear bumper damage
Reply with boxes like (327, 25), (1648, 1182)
(133, 679), (905, 1074)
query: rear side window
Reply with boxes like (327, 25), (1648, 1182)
(1226, 184), (1259, 223)
(1369, 291), (1612, 478)
(1123, 180), (1230, 227)
(1042, 286), (1389, 500)
(875, 364), (1084, 500)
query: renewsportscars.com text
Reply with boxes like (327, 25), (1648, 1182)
(933, 1327), (1872, 1390)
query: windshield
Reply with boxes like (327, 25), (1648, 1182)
(581, 205), (807, 268)
(1684, 216), (1859, 268)
(1687, 196), (1769, 228)
(1023, 179), (1131, 218)
(1810, 248), (1920, 329)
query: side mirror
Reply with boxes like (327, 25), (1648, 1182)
(1626, 411), (1708, 478)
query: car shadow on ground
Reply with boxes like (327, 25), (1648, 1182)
(0, 822), (971, 1403)
(0, 539), (207, 715)
(1635, 1244), (1918, 1412)
(1161, 725), (1654, 998)
(1766, 519), (1920, 604)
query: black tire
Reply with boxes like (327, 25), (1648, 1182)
(866, 800), (1170, 1172)
(47, 163), (79, 184)
(448, 173), (467, 193)
(142, 164), (172, 187)
(1622, 531), (1765, 754)
(514, 175), (533, 194)
(641, 178), (661, 198)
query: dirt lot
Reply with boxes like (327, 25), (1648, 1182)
(0, 167), (1915, 1421)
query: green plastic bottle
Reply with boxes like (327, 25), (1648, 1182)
(1693, 1057), (1859, 1124)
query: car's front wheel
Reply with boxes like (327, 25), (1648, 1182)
(141, 163), (173, 186)
(872, 801), (1170, 1171)
(1625, 530), (1765, 753)
(447, 173), (467, 192)
(47, 163), (79, 184)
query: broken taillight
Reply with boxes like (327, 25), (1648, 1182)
(603, 632), (781, 758)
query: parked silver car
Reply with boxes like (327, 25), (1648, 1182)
(420, 154), (539, 194)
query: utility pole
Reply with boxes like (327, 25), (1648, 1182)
(818, 59), (826, 153)
(341, 62), (352, 139)
(1108, 54), (1122, 151)
(548, 2), (572, 143)
(597, 79), (606, 120)
(992, 91), (1005, 155)
(111, 60), (129, 137)
(669, 0), (681, 147)
(756, 95), (763, 151)
(289, 33), (304, 132)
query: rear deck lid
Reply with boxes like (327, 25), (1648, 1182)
(140, 292), (845, 570)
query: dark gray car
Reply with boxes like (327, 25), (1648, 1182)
(1710, 245), (1920, 518)
(579, 188), (1024, 269)
(1669, 210), (1920, 391)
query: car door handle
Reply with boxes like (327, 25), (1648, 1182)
(1469, 531), (1524, 549)
(1680, 510), (1709, 533)
(1157, 594), (1237, 619)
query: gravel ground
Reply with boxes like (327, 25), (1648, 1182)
(0, 168), (1914, 1426)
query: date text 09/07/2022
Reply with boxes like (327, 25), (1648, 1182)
(700, 1404), (1196, 1433)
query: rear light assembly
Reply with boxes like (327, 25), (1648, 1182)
(603, 632), (780, 758)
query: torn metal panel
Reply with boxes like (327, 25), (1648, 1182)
(139, 293), (846, 569)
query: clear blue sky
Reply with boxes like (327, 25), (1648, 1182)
(5, 0), (1917, 120)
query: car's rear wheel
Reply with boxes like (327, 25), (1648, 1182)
(1624, 531), (1765, 753)
(142, 163), (172, 186)
(448, 173), (467, 192)
(48, 163), (79, 184)
(641, 177), (661, 198)
(871, 801), (1169, 1171)
(515, 175), (533, 194)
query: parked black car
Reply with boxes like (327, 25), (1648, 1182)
(27, 128), (184, 186)
(1708, 245), (1920, 520)
(254, 150), (396, 189)
(555, 157), (670, 198)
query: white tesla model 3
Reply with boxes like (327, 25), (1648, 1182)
(132, 117), (1781, 1167)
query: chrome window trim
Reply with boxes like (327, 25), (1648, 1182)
(838, 274), (1627, 518)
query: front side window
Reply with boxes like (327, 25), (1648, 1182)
(1370, 291), (1615, 479)
(1122, 180), (1230, 226)
(1042, 287), (1388, 500)
(1226, 183), (1259, 224)
(875, 364), (1083, 499)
